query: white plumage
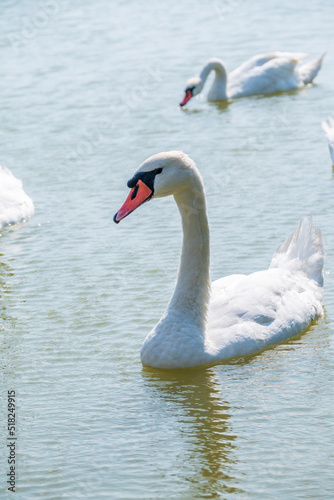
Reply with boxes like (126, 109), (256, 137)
(322, 116), (334, 164)
(115, 152), (324, 369)
(180, 52), (324, 105)
(0, 165), (34, 229)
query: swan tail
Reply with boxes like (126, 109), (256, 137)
(269, 218), (324, 287)
(298, 53), (325, 84)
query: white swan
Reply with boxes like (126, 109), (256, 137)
(0, 165), (34, 229)
(114, 152), (324, 369)
(180, 52), (324, 106)
(322, 116), (334, 164)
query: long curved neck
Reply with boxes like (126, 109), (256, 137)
(200, 59), (227, 100)
(167, 174), (210, 332)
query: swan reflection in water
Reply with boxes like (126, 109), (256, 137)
(142, 367), (244, 498)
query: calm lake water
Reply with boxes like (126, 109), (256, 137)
(1, 1), (334, 498)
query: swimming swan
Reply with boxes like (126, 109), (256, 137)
(180, 52), (324, 106)
(322, 116), (334, 164)
(114, 151), (324, 369)
(0, 165), (34, 229)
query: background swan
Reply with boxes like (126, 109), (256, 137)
(114, 151), (324, 369)
(322, 116), (334, 164)
(0, 165), (34, 229)
(180, 52), (324, 105)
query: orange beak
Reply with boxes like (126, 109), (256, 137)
(180, 90), (193, 107)
(114, 179), (153, 223)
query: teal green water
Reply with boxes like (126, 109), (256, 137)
(1, 1), (334, 498)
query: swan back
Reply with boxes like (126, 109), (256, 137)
(229, 55), (300, 97)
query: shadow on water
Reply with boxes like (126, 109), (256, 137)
(181, 85), (308, 116)
(180, 106), (206, 115)
(208, 100), (233, 113)
(142, 367), (244, 498)
(181, 101), (232, 114)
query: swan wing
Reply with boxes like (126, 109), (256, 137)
(228, 52), (307, 97)
(230, 52), (307, 78)
(207, 267), (322, 359)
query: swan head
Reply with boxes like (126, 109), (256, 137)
(180, 77), (202, 107)
(113, 151), (197, 223)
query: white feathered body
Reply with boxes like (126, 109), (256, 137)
(202, 52), (324, 101)
(208, 267), (322, 361)
(0, 165), (34, 229)
(141, 218), (323, 369)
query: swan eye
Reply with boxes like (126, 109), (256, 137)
(186, 86), (195, 94)
(155, 168), (163, 175)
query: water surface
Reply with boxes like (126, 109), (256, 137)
(1, 1), (334, 498)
